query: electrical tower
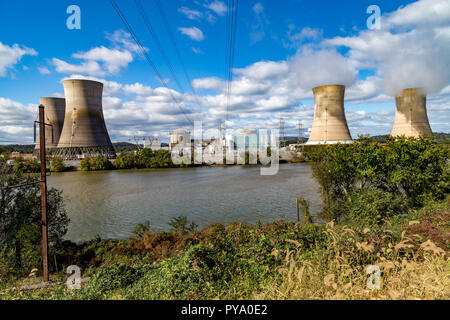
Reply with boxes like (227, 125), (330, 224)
(279, 118), (285, 147)
(297, 121), (303, 144)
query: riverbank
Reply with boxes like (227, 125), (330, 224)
(1, 195), (448, 300)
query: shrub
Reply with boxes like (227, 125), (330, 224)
(80, 156), (114, 171)
(50, 156), (65, 172)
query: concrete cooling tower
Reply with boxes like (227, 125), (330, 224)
(34, 97), (66, 151)
(390, 88), (433, 138)
(306, 85), (353, 145)
(56, 79), (116, 159)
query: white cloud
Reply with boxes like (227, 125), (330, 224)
(0, 42), (37, 77)
(178, 6), (203, 20)
(72, 46), (133, 74)
(53, 59), (105, 77)
(205, 1), (227, 16)
(38, 66), (51, 75)
(325, 0), (450, 96)
(178, 27), (205, 41)
(52, 30), (139, 77)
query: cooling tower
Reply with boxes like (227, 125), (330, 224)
(390, 88), (433, 138)
(56, 79), (116, 159)
(34, 97), (66, 150)
(306, 85), (353, 145)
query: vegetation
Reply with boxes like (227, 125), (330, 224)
(80, 156), (114, 171)
(49, 157), (66, 173)
(0, 196), (448, 300)
(0, 137), (448, 300)
(81, 149), (175, 171)
(0, 160), (70, 278)
(12, 158), (40, 174)
(304, 136), (449, 226)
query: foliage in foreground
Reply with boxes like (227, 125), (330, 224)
(0, 197), (448, 300)
(304, 136), (449, 225)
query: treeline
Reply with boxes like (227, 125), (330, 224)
(304, 135), (449, 227)
(80, 149), (178, 171)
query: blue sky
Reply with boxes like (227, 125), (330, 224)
(0, 0), (449, 143)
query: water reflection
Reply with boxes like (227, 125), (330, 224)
(48, 163), (321, 242)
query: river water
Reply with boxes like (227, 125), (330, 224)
(48, 163), (322, 242)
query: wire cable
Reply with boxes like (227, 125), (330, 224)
(108, 0), (193, 125)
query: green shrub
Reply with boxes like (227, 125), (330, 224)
(80, 156), (114, 171)
(50, 156), (65, 172)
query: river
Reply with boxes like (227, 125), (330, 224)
(48, 163), (322, 242)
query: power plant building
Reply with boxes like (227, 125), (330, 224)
(56, 79), (116, 159)
(35, 97), (66, 151)
(306, 85), (353, 145)
(390, 88), (433, 138)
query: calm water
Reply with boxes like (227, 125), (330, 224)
(48, 163), (321, 242)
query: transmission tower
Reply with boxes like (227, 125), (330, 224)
(297, 121), (303, 144)
(279, 118), (285, 147)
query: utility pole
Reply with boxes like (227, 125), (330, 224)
(38, 105), (49, 283)
(1, 105), (51, 283)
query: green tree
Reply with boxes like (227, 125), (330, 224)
(0, 162), (69, 275)
(50, 156), (65, 172)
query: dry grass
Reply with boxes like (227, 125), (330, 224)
(255, 221), (449, 300)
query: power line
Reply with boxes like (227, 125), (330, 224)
(133, 0), (185, 93)
(225, 0), (239, 121)
(108, 0), (193, 125)
(153, 0), (202, 108)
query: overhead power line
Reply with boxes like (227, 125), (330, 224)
(133, 0), (185, 93)
(153, 0), (202, 108)
(225, 0), (239, 121)
(108, 0), (193, 125)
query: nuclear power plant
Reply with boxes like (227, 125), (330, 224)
(55, 79), (116, 160)
(390, 88), (433, 138)
(34, 97), (66, 152)
(306, 84), (353, 145)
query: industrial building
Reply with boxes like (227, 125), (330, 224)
(34, 97), (66, 152)
(390, 88), (433, 138)
(169, 129), (191, 151)
(306, 84), (353, 145)
(55, 79), (116, 160)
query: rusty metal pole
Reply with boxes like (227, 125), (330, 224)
(38, 105), (49, 282)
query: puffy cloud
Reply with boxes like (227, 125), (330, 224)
(0, 42), (37, 77)
(204, 1), (228, 16)
(178, 27), (205, 41)
(53, 59), (105, 77)
(52, 30), (140, 77)
(325, 0), (450, 96)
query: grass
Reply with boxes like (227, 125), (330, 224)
(0, 196), (448, 300)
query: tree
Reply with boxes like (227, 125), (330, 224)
(0, 161), (69, 275)
(50, 156), (65, 172)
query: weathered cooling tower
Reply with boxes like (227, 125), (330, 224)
(34, 97), (66, 151)
(390, 88), (433, 138)
(306, 85), (353, 145)
(56, 79), (116, 159)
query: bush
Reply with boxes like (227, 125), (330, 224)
(308, 136), (449, 222)
(50, 156), (65, 172)
(80, 156), (114, 171)
(338, 189), (409, 227)
(0, 161), (69, 276)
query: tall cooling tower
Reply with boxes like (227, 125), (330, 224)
(390, 88), (433, 138)
(34, 97), (66, 151)
(56, 79), (116, 159)
(306, 85), (353, 145)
